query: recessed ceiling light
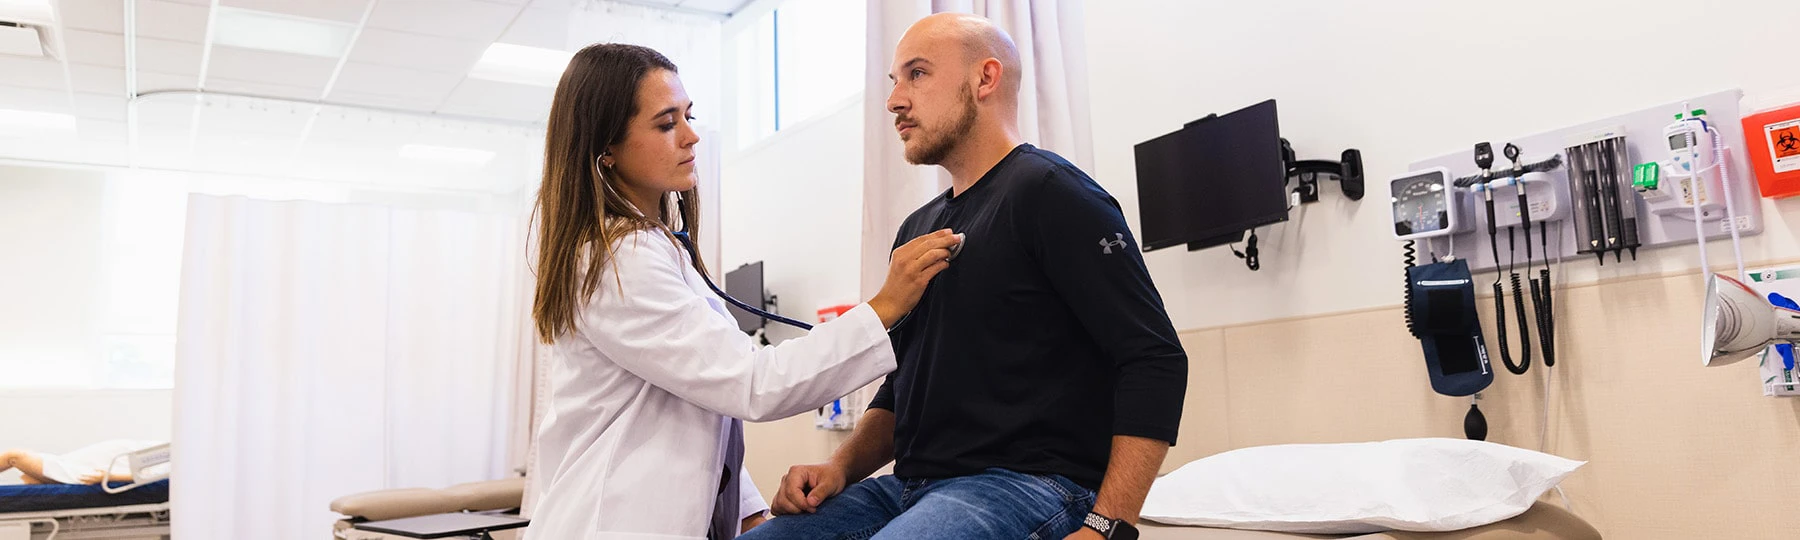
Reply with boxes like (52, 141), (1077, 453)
(0, 109), (75, 137)
(212, 7), (355, 58)
(469, 43), (573, 87)
(399, 144), (496, 166)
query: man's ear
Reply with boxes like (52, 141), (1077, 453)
(975, 58), (1004, 100)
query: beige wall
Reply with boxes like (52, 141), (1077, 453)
(745, 263), (1800, 540)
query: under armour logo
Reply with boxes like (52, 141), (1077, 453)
(1099, 233), (1127, 254)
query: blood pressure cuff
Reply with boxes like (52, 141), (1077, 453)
(1407, 260), (1494, 397)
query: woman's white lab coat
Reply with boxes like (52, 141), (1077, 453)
(526, 229), (896, 540)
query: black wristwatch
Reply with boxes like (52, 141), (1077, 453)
(1083, 512), (1139, 540)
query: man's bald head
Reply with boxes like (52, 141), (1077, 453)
(886, 13), (1024, 167)
(898, 13), (1022, 100)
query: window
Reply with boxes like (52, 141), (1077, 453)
(730, 0), (865, 149)
(774, 0), (864, 130)
(0, 168), (184, 389)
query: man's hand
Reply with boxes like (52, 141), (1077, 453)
(1063, 527), (1105, 540)
(770, 462), (847, 515)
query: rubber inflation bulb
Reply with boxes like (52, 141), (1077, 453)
(1464, 403), (1488, 441)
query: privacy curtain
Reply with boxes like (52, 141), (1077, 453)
(860, 0), (1094, 297)
(172, 195), (525, 539)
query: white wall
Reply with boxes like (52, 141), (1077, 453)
(0, 166), (106, 385)
(1085, 0), (1800, 330)
(718, 95), (865, 342)
(0, 166), (173, 483)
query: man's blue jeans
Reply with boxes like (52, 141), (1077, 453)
(738, 468), (1096, 539)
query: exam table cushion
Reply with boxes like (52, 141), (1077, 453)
(0, 480), (171, 513)
(1142, 439), (1584, 534)
(331, 477), (526, 522)
(1139, 502), (1601, 540)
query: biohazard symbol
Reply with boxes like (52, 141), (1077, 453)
(1776, 126), (1800, 159)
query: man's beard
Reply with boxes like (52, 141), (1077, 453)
(904, 89), (978, 166)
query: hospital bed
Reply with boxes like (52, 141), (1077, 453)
(1139, 502), (1601, 540)
(0, 444), (172, 540)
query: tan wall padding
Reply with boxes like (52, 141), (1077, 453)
(742, 269), (1800, 539)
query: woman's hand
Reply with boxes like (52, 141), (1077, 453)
(741, 511), (770, 533)
(867, 229), (961, 328)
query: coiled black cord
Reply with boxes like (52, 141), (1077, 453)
(1403, 240), (1419, 338)
(1486, 225), (1528, 375)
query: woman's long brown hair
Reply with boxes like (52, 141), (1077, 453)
(533, 43), (705, 343)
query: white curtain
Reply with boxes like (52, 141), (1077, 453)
(860, 0), (1093, 297)
(172, 195), (527, 539)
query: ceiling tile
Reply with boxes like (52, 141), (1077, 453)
(497, 5), (565, 50)
(134, 0), (212, 43)
(69, 64), (126, 95)
(437, 78), (552, 123)
(346, 29), (487, 75)
(58, 0), (127, 34)
(205, 46), (335, 90)
(0, 56), (69, 92)
(132, 96), (200, 128)
(0, 86), (73, 115)
(0, 140), (82, 163)
(194, 100), (313, 138)
(77, 119), (130, 142)
(64, 30), (127, 68)
(136, 37), (202, 75)
(365, 0), (521, 42)
(72, 93), (129, 121)
(202, 77), (322, 102)
(675, 0), (750, 14)
(138, 70), (201, 92)
(79, 141), (131, 166)
(219, 0), (372, 23)
(328, 62), (464, 104)
(328, 90), (433, 112)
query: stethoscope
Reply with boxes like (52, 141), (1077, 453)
(672, 230), (817, 331)
(601, 142), (818, 333)
(670, 228), (965, 335)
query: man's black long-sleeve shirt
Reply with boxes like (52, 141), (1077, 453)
(870, 144), (1188, 490)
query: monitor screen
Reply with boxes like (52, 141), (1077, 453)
(724, 262), (765, 334)
(1132, 99), (1290, 252)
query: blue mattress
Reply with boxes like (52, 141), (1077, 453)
(0, 480), (170, 513)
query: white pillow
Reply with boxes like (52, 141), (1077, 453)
(1140, 438), (1584, 534)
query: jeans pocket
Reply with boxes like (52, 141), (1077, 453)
(1021, 473), (1096, 539)
(1022, 472), (1090, 505)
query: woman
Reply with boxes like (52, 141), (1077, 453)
(526, 44), (957, 539)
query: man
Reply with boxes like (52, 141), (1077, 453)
(738, 13), (1186, 540)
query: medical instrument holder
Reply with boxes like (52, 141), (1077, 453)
(1407, 90), (1763, 274)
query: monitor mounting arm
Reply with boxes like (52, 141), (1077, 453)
(1281, 138), (1365, 203)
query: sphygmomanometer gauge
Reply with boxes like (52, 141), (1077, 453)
(1390, 167), (1465, 241)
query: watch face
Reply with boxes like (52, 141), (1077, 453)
(1114, 522), (1140, 540)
